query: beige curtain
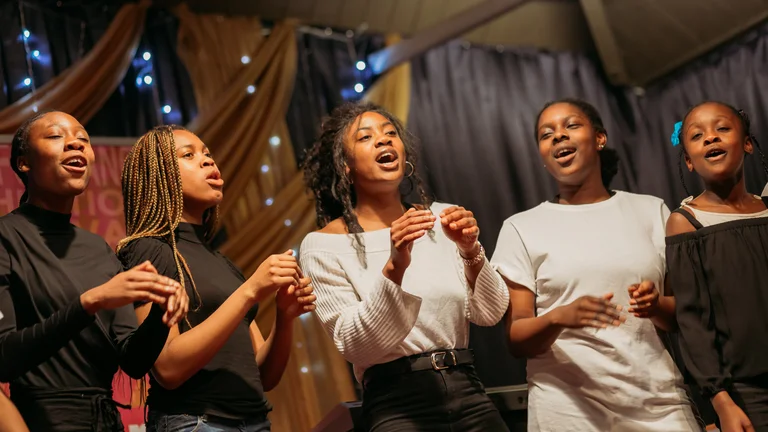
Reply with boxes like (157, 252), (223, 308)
(0, 1), (148, 133)
(173, 7), (356, 431)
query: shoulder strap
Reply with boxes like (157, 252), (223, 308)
(673, 207), (704, 230)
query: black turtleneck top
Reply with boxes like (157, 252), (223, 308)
(0, 204), (170, 432)
(118, 223), (268, 419)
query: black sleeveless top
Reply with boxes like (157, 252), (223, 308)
(665, 197), (768, 400)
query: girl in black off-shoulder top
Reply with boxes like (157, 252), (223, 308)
(666, 101), (768, 431)
(0, 112), (185, 432)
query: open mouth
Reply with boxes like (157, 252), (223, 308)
(61, 155), (87, 172)
(206, 170), (224, 187)
(375, 150), (399, 166)
(553, 146), (577, 161)
(704, 148), (727, 160)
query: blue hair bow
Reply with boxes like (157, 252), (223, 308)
(670, 121), (682, 147)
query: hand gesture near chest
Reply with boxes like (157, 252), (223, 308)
(440, 206), (481, 258)
(552, 293), (625, 329)
(384, 208), (436, 285)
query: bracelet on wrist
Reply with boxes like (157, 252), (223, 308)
(459, 243), (485, 266)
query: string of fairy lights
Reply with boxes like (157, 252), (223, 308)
(14, 6), (368, 341)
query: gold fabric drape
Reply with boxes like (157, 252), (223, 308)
(0, 1), (148, 133)
(173, 8), (355, 431)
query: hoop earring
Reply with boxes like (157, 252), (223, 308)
(405, 161), (415, 178)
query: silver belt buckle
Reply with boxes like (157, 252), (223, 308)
(430, 351), (457, 371)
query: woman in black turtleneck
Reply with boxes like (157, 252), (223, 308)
(116, 125), (315, 431)
(0, 111), (187, 432)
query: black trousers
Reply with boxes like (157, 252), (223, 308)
(362, 364), (508, 432)
(732, 382), (768, 431)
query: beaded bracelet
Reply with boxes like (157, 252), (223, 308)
(460, 243), (485, 266)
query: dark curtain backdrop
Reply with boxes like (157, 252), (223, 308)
(630, 21), (768, 206)
(408, 20), (768, 393)
(0, 1), (196, 136)
(286, 32), (384, 159)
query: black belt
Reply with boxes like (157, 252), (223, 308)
(363, 349), (474, 387)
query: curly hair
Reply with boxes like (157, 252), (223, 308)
(535, 98), (620, 189)
(302, 102), (432, 263)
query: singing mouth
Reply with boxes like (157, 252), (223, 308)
(206, 170), (224, 187)
(375, 150), (399, 164)
(553, 146), (577, 160)
(704, 147), (727, 159)
(62, 155), (87, 168)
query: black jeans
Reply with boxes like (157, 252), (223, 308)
(362, 364), (508, 432)
(731, 382), (768, 431)
(146, 411), (271, 432)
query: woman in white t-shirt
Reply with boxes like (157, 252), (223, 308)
(491, 98), (701, 431)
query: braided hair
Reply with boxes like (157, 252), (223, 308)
(535, 98), (620, 189)
(302, 102), (432, 264)
(675, 101), (768, 196)
(10, 110), (59, 205)
(117, 125), (219, 318)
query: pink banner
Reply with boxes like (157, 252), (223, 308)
(0, 142), (145, 431)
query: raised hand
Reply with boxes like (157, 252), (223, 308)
(389, 208), (436, 270)
(276, 277), (317, 320)
(551, 293), (625, 329)
(627, 281), (660, 318)
(246, 250), (301, 304)
(80, 261), (181, 315)
(440, 206), (480, 255)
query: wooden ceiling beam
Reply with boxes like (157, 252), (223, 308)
(367, 0), (537, 75)
(579, 0), (630, 85)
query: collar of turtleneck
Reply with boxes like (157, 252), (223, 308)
(15, 203), (73, 232)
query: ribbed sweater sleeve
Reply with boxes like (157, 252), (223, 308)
(300, 250), (422, 366)
(466, 259), (509, 326)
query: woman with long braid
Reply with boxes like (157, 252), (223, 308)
(300, 102), (509, 431)
(117, 125), (315, 432)
(0, 111), (185, 431)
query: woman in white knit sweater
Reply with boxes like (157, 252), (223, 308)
(300, 102), (510, 431)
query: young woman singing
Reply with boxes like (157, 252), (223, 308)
(301, 102), (509, 431)
(0, 111), (184, 432)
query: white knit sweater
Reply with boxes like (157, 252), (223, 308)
(299, 202), (509, 381)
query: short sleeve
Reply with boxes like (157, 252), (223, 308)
(654, 201), (672, 277)
(490, 220), (536, 292)
(118, 238), (180, 306)
(118, 238), (180, 280)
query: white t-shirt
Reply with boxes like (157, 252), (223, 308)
(492, 191), (699, 432)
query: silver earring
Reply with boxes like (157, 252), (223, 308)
(405, 161), (415, 178)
